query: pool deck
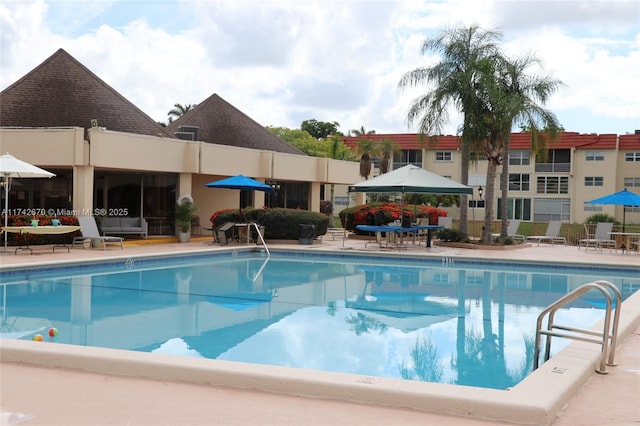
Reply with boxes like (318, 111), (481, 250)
(1, 236), (639, 426)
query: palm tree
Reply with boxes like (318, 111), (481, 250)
(377, 137), (400, 174)
(398, 25), (503, 237)
(326, 135), (355, 220)
(349, 126), (375, 137)
(356, 138), (376, 180)
(473, 54), (562, 243)
(167, 103), (197, 123)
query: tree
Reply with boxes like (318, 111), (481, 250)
(398, 25), (503, 237)
(349, 126), (376, 137)
(356, 138), (376, 180)
(326, 135), (356, 215)
(301, 119), (341, 139)
(377, 137), (400, 174)
(474, 54), (562, 243)
(266, 126), (324, 156)
(167, 103), (197, 123)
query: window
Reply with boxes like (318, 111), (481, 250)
(533, 198), (570, 222)
(393, 149), (422, 168)
(508, 174), (530, 191)
(435, 151), (453, 162)
(497, 198), (531, 220)
(584, 203), (602, 212)
(584, 177), (603, 186)
(469, 199), (485, 208)
(537, 176), (569, 194)
(625, 152), (640, 162)
(624, 177), (640, 187)
(535, 149), (570, 172)
(585, 151), (604, 161)
(509, 150), (530, 166)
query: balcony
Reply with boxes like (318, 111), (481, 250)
(534, 163), (570, 173)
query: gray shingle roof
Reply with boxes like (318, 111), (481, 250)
(166, 93), (304, 155)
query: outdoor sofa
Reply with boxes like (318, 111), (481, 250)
(100, 217), (148, 238)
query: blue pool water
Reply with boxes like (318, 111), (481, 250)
(1, 251), (637, 390)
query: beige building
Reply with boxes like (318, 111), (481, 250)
(0, 49), (360, 235)
(343, 132), (640, 225)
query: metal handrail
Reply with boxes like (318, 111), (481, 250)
(534, 280), (622, 374)
(252, 222), (269, 257)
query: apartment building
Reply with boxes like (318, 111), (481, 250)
(343, 132), (640, 225)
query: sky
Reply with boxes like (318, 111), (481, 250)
(1, 0), (639, 136)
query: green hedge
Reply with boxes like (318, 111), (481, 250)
(209, 207), (330, 240)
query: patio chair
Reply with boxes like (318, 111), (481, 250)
(215, 222), (236, 245)
(578, 222), (616, 252)
(492, 220), (525, 243)
(525, 220), (567, 246)
(72, 216), (124, 250)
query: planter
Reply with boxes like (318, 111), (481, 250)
(178, 232), (191, 243)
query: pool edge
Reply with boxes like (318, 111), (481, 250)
(2, 290), (639, 426)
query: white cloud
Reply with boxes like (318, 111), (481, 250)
(1, 0), (638, 134)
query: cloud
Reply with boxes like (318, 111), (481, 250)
(1, 0), (638, 134)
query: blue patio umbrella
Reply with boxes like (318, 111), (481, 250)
(204, 175), (275, 193)
(586, 188), (640, 231)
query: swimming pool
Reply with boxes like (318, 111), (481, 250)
(1, 249), (637, 392)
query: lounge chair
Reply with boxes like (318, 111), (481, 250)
(525, 220), (567, 246)
(492, 220), (525, 243)
(578, 222), (616, 252)
(72, 216), (124, 250)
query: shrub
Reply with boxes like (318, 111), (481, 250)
(209, 207), (329, 240)
(437, 228), (469, 243)
(584, 213), (617, 224)
(339, 203), (448, 232)
(2, 214), (80, 245)
(492, 235), (516, 245)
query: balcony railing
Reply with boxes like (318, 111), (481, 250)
(535, 163), (570, 173)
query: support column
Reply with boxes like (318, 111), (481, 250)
(73, 165), (94, 213)
(177, 173), (193, 200)
(310, 182), (321, 212)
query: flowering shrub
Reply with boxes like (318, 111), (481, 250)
(339, 203), (447, 231)
(210, 208), (235, 224)
(4, 214), (79, 226)
(0, 214), (80, 246)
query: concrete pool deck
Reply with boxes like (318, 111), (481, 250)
(1, 236), (639, 425)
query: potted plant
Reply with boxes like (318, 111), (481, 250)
(175, 195), (197, 242)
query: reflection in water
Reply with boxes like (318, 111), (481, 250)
(1, 253), (637, 390)
(400, 334), (444, 383)
(345, 312), (388, 336)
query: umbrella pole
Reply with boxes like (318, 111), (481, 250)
(3, 176), (9, 251)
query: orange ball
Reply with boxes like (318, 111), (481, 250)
(33, 334), (43, 342)
(48, 327), (58, 337)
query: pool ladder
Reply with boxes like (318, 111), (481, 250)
(533, 280), (621, 374)
(251, 222), (269, 257)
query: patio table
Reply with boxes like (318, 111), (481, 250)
(608, 232), (640, 253)
(356, 225), (442, 248)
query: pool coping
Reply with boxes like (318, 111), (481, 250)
(1, 248), (639, 425)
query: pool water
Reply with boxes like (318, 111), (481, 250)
(1, 251), (637, 390)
